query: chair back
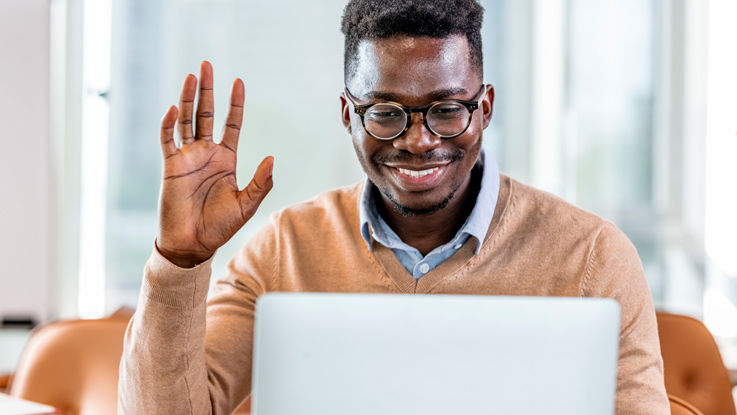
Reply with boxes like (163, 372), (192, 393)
(657, 312), (736, 415)
(8, 315), (131, 415)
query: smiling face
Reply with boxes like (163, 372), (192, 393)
(341, 35), (494, 216)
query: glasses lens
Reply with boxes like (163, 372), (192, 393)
(364, 104), (406, 139)
(427, 102), (471, 137)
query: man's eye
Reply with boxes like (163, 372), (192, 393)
(372, 112), (402, 118)
(432, 105), (463, 114)
(430, 105), (466, 121)
(367, 108), (403, 119)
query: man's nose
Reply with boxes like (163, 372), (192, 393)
(392, 113), (441, 154)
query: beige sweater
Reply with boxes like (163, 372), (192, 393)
(118, 175), (669, 414)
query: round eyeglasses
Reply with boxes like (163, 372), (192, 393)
(344, 85), (486, 140)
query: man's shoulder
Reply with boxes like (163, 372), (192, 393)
(502, 175), (612, 239)
(497, 176), (639, 290)
(271, 181), (364, 230)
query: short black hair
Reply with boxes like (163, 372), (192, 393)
(340, 0), (485, 84)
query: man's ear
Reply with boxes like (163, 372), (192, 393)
(340, 94), (352, 134)
(481, 84), (495, 129)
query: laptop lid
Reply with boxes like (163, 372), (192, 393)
(251, 293), (620, 415)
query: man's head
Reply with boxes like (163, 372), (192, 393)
(340, 0), (494, 217)
(341, 0), (485, 86)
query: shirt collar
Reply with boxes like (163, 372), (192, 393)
(359, 150), (500, 254)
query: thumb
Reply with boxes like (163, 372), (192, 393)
(237, 156), (274, 221)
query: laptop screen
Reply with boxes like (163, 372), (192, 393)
(251, 293), (619, 415)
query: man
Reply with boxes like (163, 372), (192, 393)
(119, 0), (669, 413)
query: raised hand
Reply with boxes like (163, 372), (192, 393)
(156, 61), (274, 268)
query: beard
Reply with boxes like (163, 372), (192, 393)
(377, 180), (462, 216)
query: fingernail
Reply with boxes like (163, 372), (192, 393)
(268, 157), (274, 176)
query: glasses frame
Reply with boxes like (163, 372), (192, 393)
(344, 84), (486, 140)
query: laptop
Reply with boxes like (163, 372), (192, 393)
(251, 293), (620, 415)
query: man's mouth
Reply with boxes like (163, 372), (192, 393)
(396, 167), (439, 178)
(385, 163), (450, 190)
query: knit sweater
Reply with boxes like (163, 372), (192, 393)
(118, 174), (670, 414)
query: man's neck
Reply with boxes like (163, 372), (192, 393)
(377, 165), (481, 256)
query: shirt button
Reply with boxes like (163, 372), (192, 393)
(454, 243), (462, 249)
(419, 263), (430, 274)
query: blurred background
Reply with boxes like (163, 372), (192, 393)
(0, 0), (735, 383)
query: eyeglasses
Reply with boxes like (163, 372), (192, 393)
(344, 85), (486, 140)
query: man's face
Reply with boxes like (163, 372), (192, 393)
(341, 35), (494, 215)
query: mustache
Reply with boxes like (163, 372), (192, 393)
(371, 149), (464, 165)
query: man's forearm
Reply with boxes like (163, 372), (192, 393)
(118, 248), (215, 414)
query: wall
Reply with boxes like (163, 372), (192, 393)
(0, 0), (51, 324)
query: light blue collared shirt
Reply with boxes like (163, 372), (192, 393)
(359, 151), (500, 279)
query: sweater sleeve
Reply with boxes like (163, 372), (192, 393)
(118, 219), (277, 415)
(581, 223), (669, 415)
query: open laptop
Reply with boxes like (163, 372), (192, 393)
(251, 293), (620, 415)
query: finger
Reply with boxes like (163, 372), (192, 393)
(196, 61), (214, 141)
(178, 74), (197, 145)
(160, 105), (179, 158)
(237, 156), (274, 221)
(221, 78), (244, 154)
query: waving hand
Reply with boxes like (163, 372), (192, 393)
(156, 61), (274, 268)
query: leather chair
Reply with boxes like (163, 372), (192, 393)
(0, 372), (10, 393)
(670, 394), (705, 415)
(234, 396), (251, 414)
(7, 311), (132, 415)
(657, 312), (737, 415)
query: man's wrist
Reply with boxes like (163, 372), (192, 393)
(154, 240), (213, 268)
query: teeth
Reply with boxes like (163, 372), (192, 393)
(397, 167), (439, 178)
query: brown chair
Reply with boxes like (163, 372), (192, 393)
(657, 312), (737, 415)
(0, 372), (10, 393)
(7, 311), (133, 415)
(670, 394), (705, 415)
(234, 396), (251, 414)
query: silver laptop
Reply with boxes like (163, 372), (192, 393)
(251, 293), (620, 415)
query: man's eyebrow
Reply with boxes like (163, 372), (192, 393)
(364, 87), (469, 103)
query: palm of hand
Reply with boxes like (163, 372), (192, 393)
(160, 142), (240, 255)
(156, 62), (273, 267)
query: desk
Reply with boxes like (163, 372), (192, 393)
(0, 393), (58, 414)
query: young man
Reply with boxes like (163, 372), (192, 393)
(119, 0), (669, 413)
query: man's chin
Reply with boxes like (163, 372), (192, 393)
(383, 189), (456, 217)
